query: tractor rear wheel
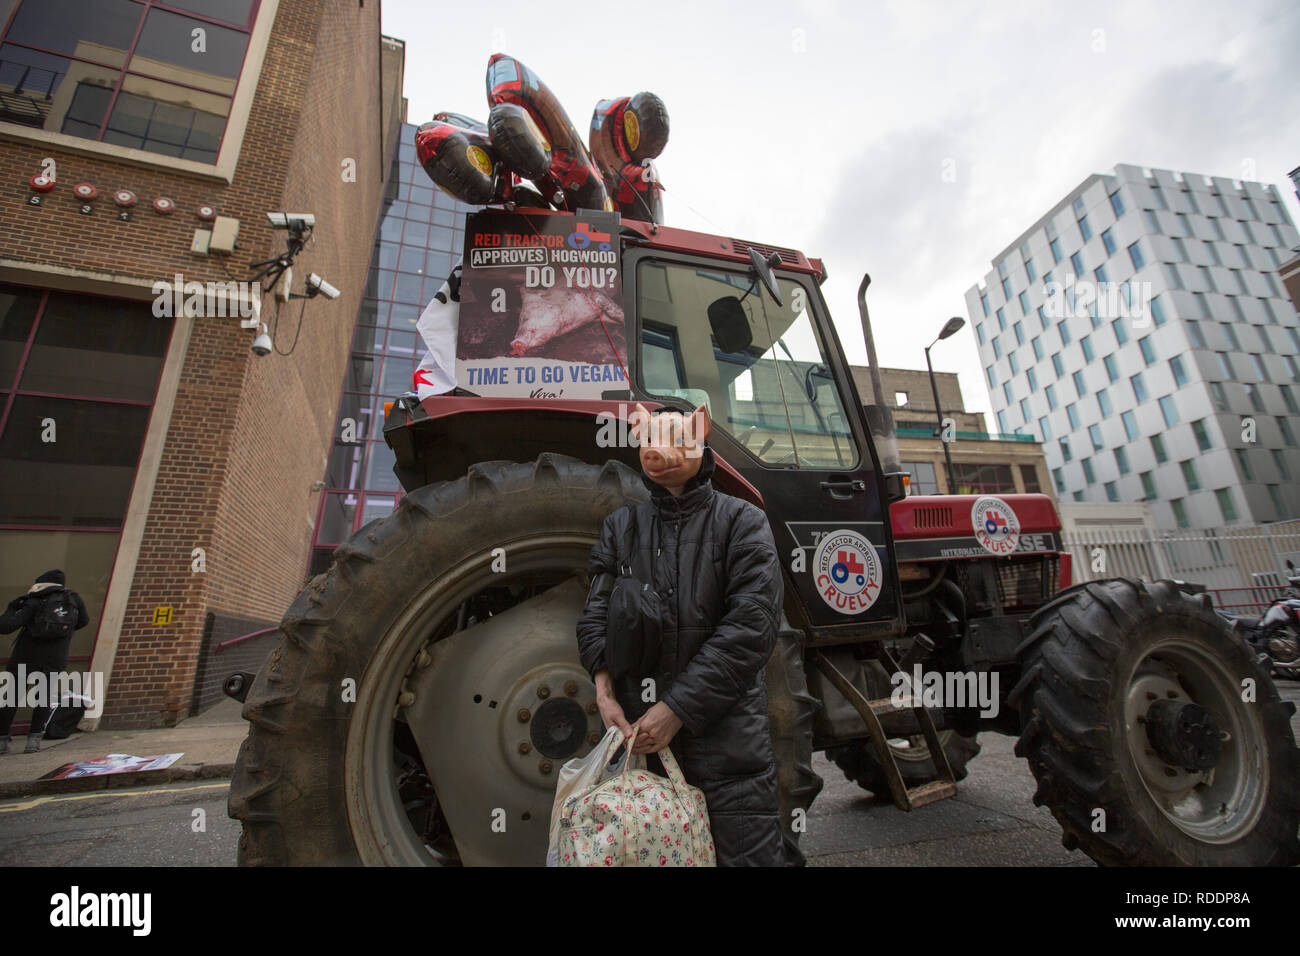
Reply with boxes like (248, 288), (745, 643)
(228, 454), (817, 866)
(1013, 577), (1300, 866)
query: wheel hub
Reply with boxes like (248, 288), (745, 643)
(1144, 698), (1221, 772)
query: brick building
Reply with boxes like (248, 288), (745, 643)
(0, 0), (404, 727)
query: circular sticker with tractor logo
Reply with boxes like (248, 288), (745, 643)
(972, 496), (1021, 556)
(813, 529), (883, 615)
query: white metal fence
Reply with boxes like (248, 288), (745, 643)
(1063, 519), (1300, 614)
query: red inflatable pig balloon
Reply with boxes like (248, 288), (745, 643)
(590, 93), (669, 223)
(486, 54), (611, 213)
(415, 118), (500, 204)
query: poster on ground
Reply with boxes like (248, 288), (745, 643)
(38, 753), (184, 779)
(457, 210), (627, 399)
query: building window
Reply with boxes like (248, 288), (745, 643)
(1081, 335), (1095, 362)
(1003, 381), (1013, 405)
(996, 307), (1006, 331)
(1130, 372), (1148, 403)
(1104, 480), (1119, 502)
(1097, 388), (1112, 418)
(1088, 423), (1103, 451)
(1101, 228), (1116, 255)
(0, 0), (260, 164)
(1169, 355), (1189, 387)
(1286, 356), (1300, 383)
(1058, 320), (1071, 346)
(1223, 323), (1240, 350)
(1066, 403), (1080, 430)
(1280, 417), (1297, 447)
(1235, 448), (1255, 481)
(1190, 418), (1211, 451)
(1060, 437), (1072, 462)
(1008, 351), (1019, 374)
(1171, 497), (1190, 529)
(1019, 397), (1031, 422)
(1121, 410), (1139, 440)
(1018, 292), (1029, 315)
(1149, 295), (1167, 327)
(1216, 352), (1233, 379)
(1140, 471), (1156, 499)
(1215, 488), (1238, 523)
(1209, 381), (1228, 411)
(1001, 276), (1012, 300)
(1038, 416), (1052, 441)
(1026, 367), (1038, 392)
(996, 409), (1009, 434)
(1081, 457), (1095, 483)
(1250, 354), (1269, 382)
(1164, 262), (1183, 289)
(1281, 384), (1299, 415)
(976, 322), (985, 345)
(1037, 305), (1049, 331)
(1045, 383), (1058, 410)
(1073, 370), (1086, 398)
(902, 461), (939, 496)
(1052, 467), (1066, 493)
(1159, 394), (1179, 426)
(1261, 298), (1279, 325)
(1139, 336), (1156, 366)
(1025, 258), (1037, 283)
(1031, 336), (1043, 361)
(1180, 459), (1200, 492)
(1186, 319), (1205, 348)
(1273, 449), (1291, 480)
(1243, 383), (1263, 413)
(1143, 209), (1162, 234)
(1268, 484), (1285, 517)
(1111, 317), (1128, 347)
(951, 462), (1017, 495)
(992, 338), (1002, 359)
(1013, 320), (1025, 345)
(1050, 237), (1062, 263)
(1070, 251), (1085, 278)
(1127, 241), (1145, 270)
(1109, 190), (1126, 217)
(986, 365), (997, 388)
(1103, 353), (1119, 383)
(1051, 352), (1065, 377)
(980, 293), (989, 317)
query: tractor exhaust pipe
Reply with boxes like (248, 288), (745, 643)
(856, 274), (902, 478)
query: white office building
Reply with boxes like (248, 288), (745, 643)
(965, 164), (1300, 531)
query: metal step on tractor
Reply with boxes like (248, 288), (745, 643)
(227, 207), (1300, 867)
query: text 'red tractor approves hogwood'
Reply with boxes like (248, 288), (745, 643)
(228, 206), (1300, 867)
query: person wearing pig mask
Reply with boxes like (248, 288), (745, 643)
(575, 403), (787, 866)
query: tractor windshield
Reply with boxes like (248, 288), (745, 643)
(636, 260), (856, 468)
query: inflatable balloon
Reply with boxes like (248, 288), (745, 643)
(415, 118), (500, 204)
(502, 180), (548, 209)
(486, 54), (611, 213)
(589, 92), (669, 171)
(487, 102), (551, 181)
(433, 111), (488, 134)
(590, 92), (669, 223)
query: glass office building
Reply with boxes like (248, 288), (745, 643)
(308, 122), (479, 575)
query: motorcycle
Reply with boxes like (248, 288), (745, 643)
(1218, 561), (1300, 681)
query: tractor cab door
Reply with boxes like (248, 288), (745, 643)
(625, 250), (904, 640)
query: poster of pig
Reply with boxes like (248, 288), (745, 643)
(456, 210), (628, 399)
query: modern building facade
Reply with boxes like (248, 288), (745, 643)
(309, 122), (480, 575)
(965, 164), (1300, 532)
(0, 0), (402, 727)
(852, 366), (1054, 499)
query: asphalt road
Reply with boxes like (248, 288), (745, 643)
(1, 682), (1296, 867)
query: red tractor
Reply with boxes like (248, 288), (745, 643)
(228, 209), (1300, 866)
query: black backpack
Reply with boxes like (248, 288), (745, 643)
(28, 590), (77, 641)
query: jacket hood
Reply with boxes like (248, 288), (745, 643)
(36, 569), (65, 586)
(641, 444), (717, 518)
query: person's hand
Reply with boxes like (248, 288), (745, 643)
(631, 701), (683, 754)
(593, 669), (635, 739)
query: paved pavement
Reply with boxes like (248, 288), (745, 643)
(0, 682), (1295, 866)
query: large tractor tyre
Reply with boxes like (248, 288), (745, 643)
(1012, 577), (1300, 867)
(828, 730), (980, 798)
(228, 454), (817, 866)
(766, 623), (824, 865)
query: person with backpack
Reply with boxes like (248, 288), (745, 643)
(0, 569), (89, 754)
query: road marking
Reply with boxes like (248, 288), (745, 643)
(0, 781), (229, 813)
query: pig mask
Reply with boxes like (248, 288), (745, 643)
(632, 402), (711, 495)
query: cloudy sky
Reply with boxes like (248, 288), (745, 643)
(382, 0), (1300, 421)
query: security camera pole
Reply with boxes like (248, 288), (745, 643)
(925, 316), (964, 494)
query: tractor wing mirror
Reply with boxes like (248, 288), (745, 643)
(708, 296), (753, 354)
(748, 247), (784, 307)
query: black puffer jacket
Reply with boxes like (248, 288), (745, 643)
(576, 447), (786, 866)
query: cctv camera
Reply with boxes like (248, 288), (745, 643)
(266, 212), (316, 231)
(307, 273), (341, 300)
(251, 323), (272, 356)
